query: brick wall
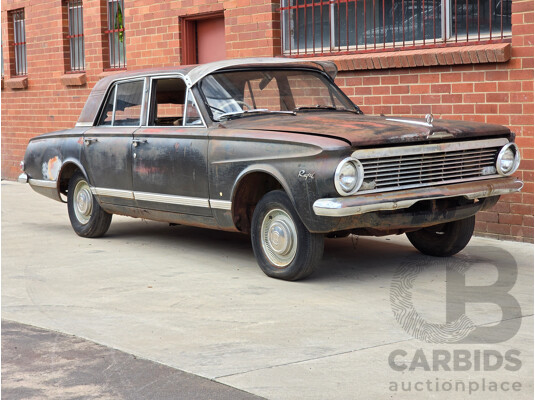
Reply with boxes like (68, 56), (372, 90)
(1, 0), (533, 242)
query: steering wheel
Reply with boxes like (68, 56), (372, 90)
(235, 100), (254, 111)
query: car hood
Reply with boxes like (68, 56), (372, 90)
(220, 112), (512, 146)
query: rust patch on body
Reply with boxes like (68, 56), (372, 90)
(42, 156), (62, 181)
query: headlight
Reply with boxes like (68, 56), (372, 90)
(334, 157), (364, 196)
(496, 143), (521, 176)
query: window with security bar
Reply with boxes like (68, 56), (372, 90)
(11, 9), (27, 75)
(281, 0), (512, 56)
(105, 0), (126, 69)
(67, 0), (85, 72)
(1, 34), (4, 78)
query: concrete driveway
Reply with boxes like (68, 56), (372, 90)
(2, 181), (533, 399)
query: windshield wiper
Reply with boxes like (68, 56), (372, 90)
(219, 109), (296, 120)
(294, 105), (362, 114)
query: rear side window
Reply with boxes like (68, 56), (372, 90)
(98, 80), (144, 126)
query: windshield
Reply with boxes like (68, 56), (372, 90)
(199, 69), (359, 121)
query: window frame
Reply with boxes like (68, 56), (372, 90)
(97, 78), (146, 127)
(105, 0), (126, 69)
(11, 9), (27, 76)
(145, 75), (207, 129)
(280, 0), (512, 56)
(66, 0), (85, 72)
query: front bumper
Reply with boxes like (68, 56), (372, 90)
(18, 173), (28, 184)
(313, 177), (523, 217)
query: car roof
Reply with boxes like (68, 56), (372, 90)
(77, 57), (337, 126)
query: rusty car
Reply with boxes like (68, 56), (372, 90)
(19, 58), (523, 280)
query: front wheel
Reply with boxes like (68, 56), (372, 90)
(251, 190), (324, 280)
(406, 216), (475, 257)
(67, 171), (112, 238)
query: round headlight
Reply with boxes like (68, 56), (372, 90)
(334, 157), (364, 196)
(496, 143), (521, 176)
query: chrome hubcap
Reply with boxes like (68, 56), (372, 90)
(261, 209), (297, 267)
(73, 180), (93, 224)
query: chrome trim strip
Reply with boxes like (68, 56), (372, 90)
(352, 138), (508, 159)
(91, 187), (134, 199)
(28, 179), (57, 188)
(18, 173), (28, 184)
(385, 118), (432, 128)
(134, 191), (210, 208)
(355, 175), (501, 195)
(313, 178), (523, 217)
(75, 122), (93, 127)
(210, 199), (232, 210)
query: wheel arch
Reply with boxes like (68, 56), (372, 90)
(58, 159), (90, 202)
(230, 165), (295, 234)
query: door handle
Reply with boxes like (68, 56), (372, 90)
(84, 138), (98, 146)
(132, 139), (147, 147)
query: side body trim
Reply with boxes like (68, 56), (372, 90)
(134, 191), (209, 208)
(90, 187), (230, 210)
(210, 199), (232, 210)
(91, 187), (134, 199)
(29, 179), (57, 188)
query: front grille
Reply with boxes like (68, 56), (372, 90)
(353, 139), (507, 194)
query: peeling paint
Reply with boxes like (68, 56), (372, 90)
(41, 156), (62, 181)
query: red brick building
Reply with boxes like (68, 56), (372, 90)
(1, 0), (533, 241)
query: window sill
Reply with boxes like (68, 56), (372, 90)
(301, 43), (511, 72)
(5, 76), (28, 90)
(61, 73), (87, 87)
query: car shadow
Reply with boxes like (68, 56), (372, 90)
(100, 218), (415, 283)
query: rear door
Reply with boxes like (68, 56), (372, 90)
(82, 78), (146, 207)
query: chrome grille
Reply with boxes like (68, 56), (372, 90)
(353, 139), (507, 194)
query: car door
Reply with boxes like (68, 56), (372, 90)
(131, 76), (211, 216)
(82, 78), (147, 207)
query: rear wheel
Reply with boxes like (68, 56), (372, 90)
(251, 190), (324, 280)
(406, 216), (475, 257)
(67, 171), (112, 238)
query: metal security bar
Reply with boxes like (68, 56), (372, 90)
(105, 0), (126, 69)
(12, 9), (27, 75)
(281, 0), (512, 56)
(67, 0), (85, 72)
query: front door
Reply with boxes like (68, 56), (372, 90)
(82, 79), (146, 207)
(132, 77), (211, 216)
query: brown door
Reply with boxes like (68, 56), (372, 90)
(196, 17), (225, 63)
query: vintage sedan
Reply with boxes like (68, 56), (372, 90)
(19, 58), (523, 280)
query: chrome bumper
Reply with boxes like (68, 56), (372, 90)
(313, 177), (523, 217)
(18, 173), (28, 184)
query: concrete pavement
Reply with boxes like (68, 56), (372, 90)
(2, 320), (264, 400)
(2, 180), (533, 399)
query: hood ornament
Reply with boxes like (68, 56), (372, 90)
(425, 113), (434, 125)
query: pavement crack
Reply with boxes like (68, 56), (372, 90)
(214, 338), (414, 380)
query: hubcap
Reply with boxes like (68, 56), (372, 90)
(261, 209), (297, 267)
(73, 180), (93, 224)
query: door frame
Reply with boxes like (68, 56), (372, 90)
(180, 11), (225, 65)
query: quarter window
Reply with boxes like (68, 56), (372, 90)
(281, 0), (511, 56)
(66, 0), (85, 72)
(105, 0), (126, 69)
